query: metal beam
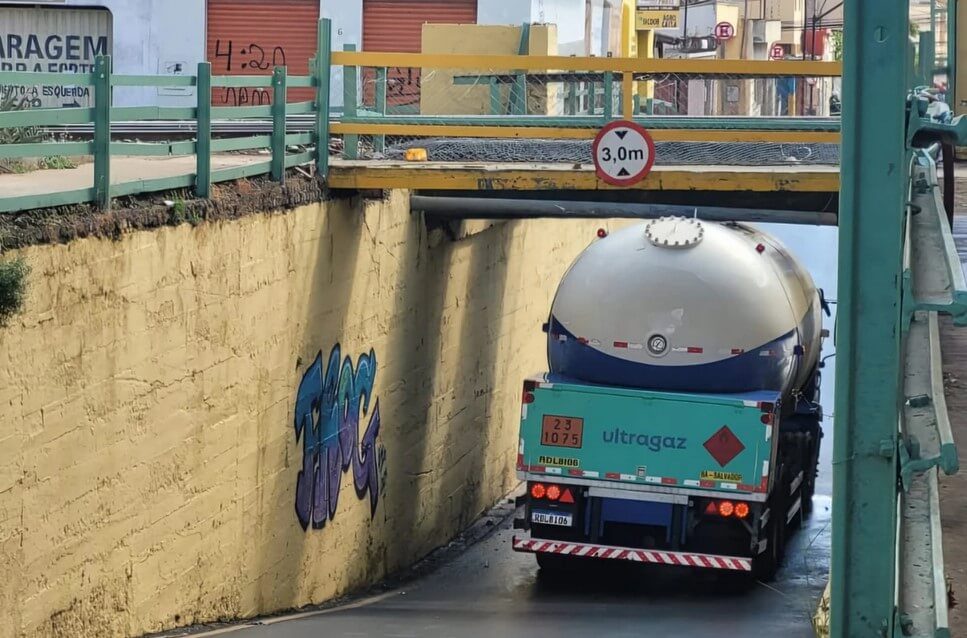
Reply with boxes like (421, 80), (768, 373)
(409, 196), (838, 226)
(831, 1), (909, 635)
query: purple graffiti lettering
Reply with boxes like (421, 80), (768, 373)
(294, 344), (381, 531)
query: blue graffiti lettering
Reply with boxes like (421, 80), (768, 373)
(293, 344), (381, 531)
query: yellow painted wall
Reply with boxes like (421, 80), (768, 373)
(419, 24), (558, 116)
(0, 192), (610, 637)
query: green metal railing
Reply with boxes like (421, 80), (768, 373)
(0, 21), (333, 214)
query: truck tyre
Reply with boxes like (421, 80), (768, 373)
(536, 552), (571, 574)
(754, 465), (787, 581)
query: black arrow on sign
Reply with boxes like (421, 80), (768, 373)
(617, 168), (630, 176)
(616, 130), (628, 140)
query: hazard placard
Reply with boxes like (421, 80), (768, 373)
(592, 120), (656, 187)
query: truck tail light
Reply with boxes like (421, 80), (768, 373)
(530, 483), (546, 499)
(522, 391), (535, 404)
(703, 499), (751, 519)
(546, 485), (561, 501)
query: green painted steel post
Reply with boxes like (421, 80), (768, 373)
(315, 18), (332, 179)
(489, 77), (502, 115)
(374, 67), (387, 153)
(271, 66), (287, 183)
(603, 71), (614, 120)
(93, 55), (112, 210)
(948, 0), (957, 106)
(920, 31), (936, 86)
(830, 0), (909, 636)
(343, 44), (359, 160)
(196, 62), (212, 199)
(510, 23), (531, 116)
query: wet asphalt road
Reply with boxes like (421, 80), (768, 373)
(232, 497), (831, 638)
(229, 224), (837, 638)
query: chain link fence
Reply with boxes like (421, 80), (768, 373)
(335, 62), (840, 166)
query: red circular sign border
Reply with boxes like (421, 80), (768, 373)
(592, 120), (657, 187)
(714, 21), (735, 40)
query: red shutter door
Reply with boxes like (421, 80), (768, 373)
(362, 0), (478, 111)
(207, 0), (319, 106)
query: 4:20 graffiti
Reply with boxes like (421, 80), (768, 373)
(213, 39), (287, 72)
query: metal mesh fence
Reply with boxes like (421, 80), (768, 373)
(337, 63), (841, 165)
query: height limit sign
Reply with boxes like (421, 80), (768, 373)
(592, 121), (656, 187)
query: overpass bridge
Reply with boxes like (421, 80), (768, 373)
(0, 4), (964, 637)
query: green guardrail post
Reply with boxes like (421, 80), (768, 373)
(948, 0), (957, 107)
(343, 44), (359, 160)
(603, 71), (614, 120)
(315, 18), (333, 179)
(489, 77), (501, 115)
(375, 67), (387, 153)
(510, 22), (530, 116)
(830, 0), (909, 636)
(93, 55), (112, 210)
(920, 31), (936, 87)
(196, 62), (212, 198)
(566, 81), (577, 116)
(271, 66), (287, 183)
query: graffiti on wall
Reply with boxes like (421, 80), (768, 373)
(294, 345), (382, 531)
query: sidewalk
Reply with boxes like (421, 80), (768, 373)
(0, 154), (263, 199)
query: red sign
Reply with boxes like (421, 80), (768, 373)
(592, 120), (657, 187)
(714, 21), (735, 41)
(770, 43), (785, 60)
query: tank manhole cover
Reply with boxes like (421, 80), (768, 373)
(644, 216), (704, 248)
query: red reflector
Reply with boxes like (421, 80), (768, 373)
(577, 337), (589, 345)
(530, 483), (546, 499)
(523, 391), (535, 404)
(613, 341), (629, 348)
(760, 413), (773, 424)
(704, 502), (718, 515)
(597, 228), (608, 238)
(731, 348), (745, 355)
(546, 485), (561, 501)
(687, 347), (704, 354)
(718, 501), (735, 517)
(560, 488), (575, 504)
(757, 401), (775, 413)
(756, 243), (766, 254)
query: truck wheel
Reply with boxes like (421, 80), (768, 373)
(536, 552), (571, 574)
(755, 466), (787, 581)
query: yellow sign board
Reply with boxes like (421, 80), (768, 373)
(636, 10), (679, 30)
(701, 470), (743, 482)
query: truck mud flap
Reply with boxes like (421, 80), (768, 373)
(512, 536), (752, 571)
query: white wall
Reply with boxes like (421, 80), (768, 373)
(323, 0), (362, 110)
(477, 0), (532, 25)
(60, 0), (205, 106)
(532, 0), (588, 55)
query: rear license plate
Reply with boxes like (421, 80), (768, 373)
(531, 510), (573, 527)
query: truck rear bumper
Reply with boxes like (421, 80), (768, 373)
(513, 536), (752, 572)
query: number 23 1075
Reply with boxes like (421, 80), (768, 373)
(540, 415), (584, 449)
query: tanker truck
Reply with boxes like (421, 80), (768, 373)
(512, 217), (827, 580)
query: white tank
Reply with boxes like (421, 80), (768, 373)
(547, 218), (822, 396)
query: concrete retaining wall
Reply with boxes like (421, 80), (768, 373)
(0, 191), (607, 637)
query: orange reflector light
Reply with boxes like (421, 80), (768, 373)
(735, 502), (750, 519)
(405, 148), (428, 161)
(560, 488), (575, 504)
(718, 501), (735, 517)
(546, 485), (562, 501)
